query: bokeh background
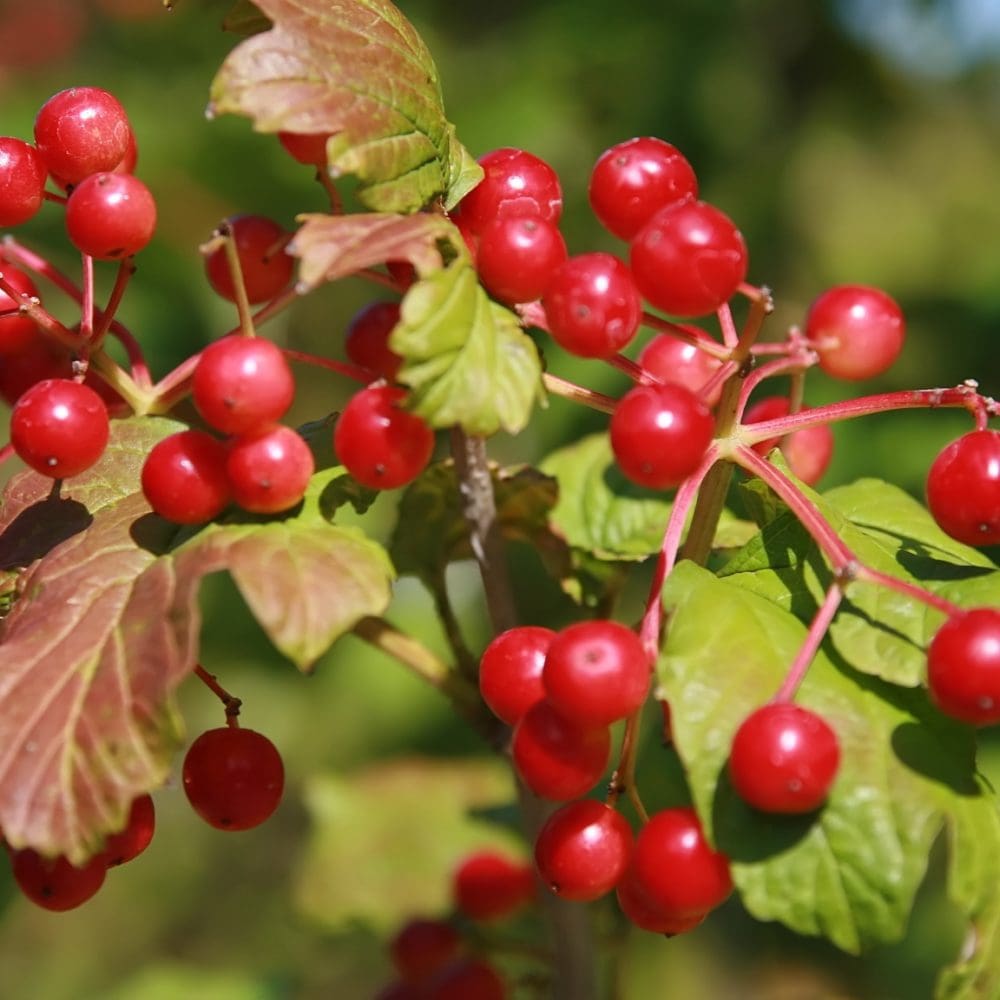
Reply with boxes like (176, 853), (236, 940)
(0, 0), (998, 997)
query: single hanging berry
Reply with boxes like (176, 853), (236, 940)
(927, 608), (1000, 725)
(925, 429), (1000, 546)
(452, 850), (536, 922)
(9, 847), (107, 911)
(141, 429), (232, 524)
(65, 172), (156, 259)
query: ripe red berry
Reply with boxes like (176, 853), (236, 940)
(9, 847), (107, 911)
(805, 284), (905, 381)
(453, 147), (562, 234)
(192, 335), (295, 435)
(65, 172), (156, 259)
(182, 726), (284, 831)
(0, 262), (43, 356)
(102, 794), (155, 867)
(610, 382), (715, 489)
(630, 200), (748, 317)
(637, 327), (725, 406)
(205, 214), (294, 305)
(729, 703), (840, 813)
(141, 429), (232, 525)
(927, 609), (1000, 725)
(344, 301), (403, 380)
(10, 378), (109, 478)
(744, 396), (835, 486)
(334, 385), (435, 490)
(390, 918), (462, 982)
(512, 699), (611, 801)
(478, 625), (554, 725)
(277, 131), (331, 166)
(542, 620), (650, 726)
(0, 137), (48, 226)
(628, 807), (732, 918)
(534, 799), (633, 902)
(226, 424), (315, 515)
(476, 215), (567, 305)
(34, 86), (132, 185)
(589, 136), (698, 241)
(423, 957), (506, 1000)
(542, 252), (642, 358)
(452, 850), (536, 921)
(925, 429), (1000, 547)
(615, 870), (707, 935)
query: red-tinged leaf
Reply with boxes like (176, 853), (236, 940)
(290, 212), (462, 292)
(210, 0), (480, 212)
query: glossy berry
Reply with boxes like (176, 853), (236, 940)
(512, 699), (611, 801)
(453, 147), (562, 234)
(637, 328), (724, 406)
(205, 215), (294, 305)
(534, 799), (633, 902)
(744, 396), (835, 487)
(615, 870), (707, 935)
(479, 625), (553, 725)
(34, 86), (132, 185)
(589, 136), (698, 241)
(476, 216), (567, 305)
(542, 252), (642, 358)
(344, 301), (403, 380)
(102, 794), (155, 867)
(141, 429), (232, 524)
(424, 957), (506, 1000)
(226, 424), (314, 515)
(630, 200), (748, 317)
(925, 430), (1000, 547)
(0, 137), (48, 226)
(390, 918), (462, 982)
(182, 726), (284, 831)
(805, 284), (905, 381)
(542, 619), (650, 726)
(729, 703), (840, 813)
(277, 131), (330, 166)
(192, 335), (295, 435)
(0, 262), (43, 356)
(334, 385), (434, 490)
(452, 850), (536, 921)
(610, 382), (715, 489)
(629, 807), (732, 918)
(10, 848), (107, 911)
(65, 172), (156, 259)
(927, 609), (1000, 725)
(10, 378), (109, 478)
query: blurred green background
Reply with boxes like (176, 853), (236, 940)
(0, 0), (998, 997)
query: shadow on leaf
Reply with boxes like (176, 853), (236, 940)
(0, 495), (92, 568)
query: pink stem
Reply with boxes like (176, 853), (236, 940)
(80, 254), (95, 343)
(772, 583), (843, 703)
(93, 258), (135, 342)
(640, 311), (730, 360)
(717, 302), (739, 349)
(542, 373), (617, 414)
(854, 565), (962, 618)
(0, 443), (14, 466)
(281, 348), (373, 385)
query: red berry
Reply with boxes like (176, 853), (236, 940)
(629, 807), (732, 918)
(512, 700), (611, 801)
(390, 918), (462, 982)
(277, 131), (330, 166)
(637, 327), (725, 406)
(192, 335), (295, 435)
(453, 147), (562, 234)
(65, 172), (156, 259)
(0, 328), (71, 405)
(141, 429), (232, 525)
(0, 137), (48, 226)
(205, 214), (294, 305)
(334, 385), (434, 490)
(630, 200), (748, 317)
(729, 703), (840, 813)
(805, 284), (905, 381)
(344, 301), (403, 380)
(542, 252), (642, 358)
(927, 608), (1000, 725)
(34, 86), (132, 184)
(478, 625), (554, 725)
(424, 958), (506, 1000)
(0, 262), (43, 356)
(9, 847), (107, 911)
(534, 799), (633, 902)
(925, 430), (1000, 547)
(744, 396), (835, 486)
(182, 726), (284, 831)
(226, 424), (315, 515)
(589, 136), (698, 241)
(542, 620), (650, 726)
(452, 850), (536, 921)
(102, 794), (155, 867)
(476, 216), (567, 305)
(615, 870), (707, 935)
(610, 382), (715, 489)
(10, 378), (109, 478)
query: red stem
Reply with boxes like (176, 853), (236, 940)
(193, 664), (242, 726)
(772, 583), (843, 703)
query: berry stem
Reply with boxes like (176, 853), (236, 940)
(93, 258), (136, 342)
(606, 353), (661, 386)
(772, 583), (844, 703)
(427, 573), (478, 680)
(853, 565), (963, 617)
(215, 221), (257, 337)
(640, 311), (730, 360)
(607, 703), (650, 824)
(79, 254), (95, 343)
(193, 663), (242, 725)
(0, 270), (79, 352)
(281, 347), (373, 385)
(717, 301), (739, 349)
(541, 373), (617, 414)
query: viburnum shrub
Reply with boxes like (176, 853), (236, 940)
(0, 3), (997, 998)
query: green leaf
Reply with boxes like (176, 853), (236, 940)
(294, 757), (522, 931)
(657, 561), (1000, 971)
(210, 0), (480, 212)
(391, 259), (544, 435)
